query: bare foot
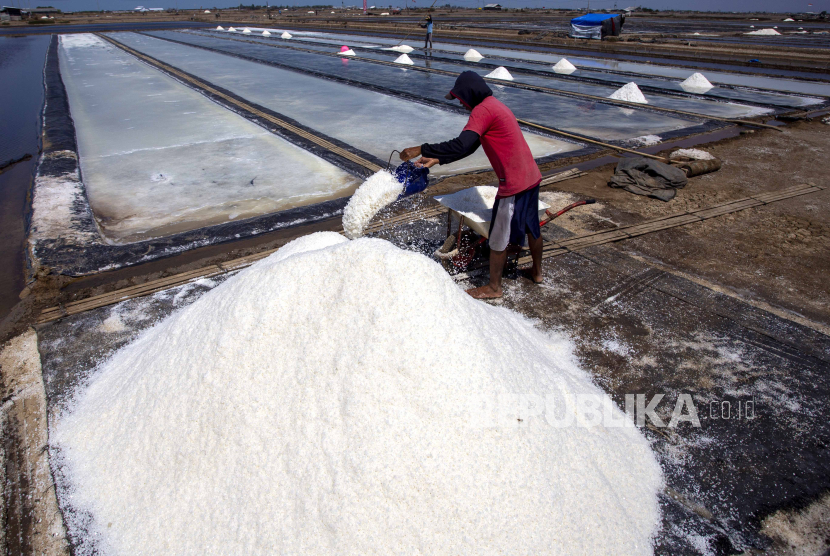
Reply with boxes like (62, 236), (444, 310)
(466, 284), (503, 299)
(520, 268), (543, 284)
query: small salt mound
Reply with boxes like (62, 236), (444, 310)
(281, 31), (292, 39)
(552, 57), (577, 74)
(463, 48), (483, 60)
(392, 44), (414, 53)
(53, 233), (663, 555)
(393, 53), (414, 65)
(228, 27), (236, 31)
(679, 72), (714, 94)
(485, 66), (513, 80)
(609, 82), (648, 104)
(671, 148), (715, 161)
(633, 135), (661, 146)
(242, 28), (252, 34)
(261, 30), (271, 37)
(342, 170), (403, 239)
(784, 17), (795, 21)
(339, 48), (356, 56)
(745, 28), (781, 35)
(216, 25), (224, 30)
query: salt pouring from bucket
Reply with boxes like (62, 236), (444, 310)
(387, 150), (430, 199)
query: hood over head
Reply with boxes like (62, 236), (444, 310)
(445, 71), (492, 110)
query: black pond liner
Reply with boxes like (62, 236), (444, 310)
(30, 33), (594, 277)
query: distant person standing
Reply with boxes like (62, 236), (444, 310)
(421, 15), (434, 50)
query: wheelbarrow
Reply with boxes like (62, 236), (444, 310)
(433, 186), (595, 270)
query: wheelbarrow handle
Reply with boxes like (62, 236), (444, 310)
(540, 199), (596, 227)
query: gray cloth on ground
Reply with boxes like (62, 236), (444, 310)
(608, 157), (688, 202)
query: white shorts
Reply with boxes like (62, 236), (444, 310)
(488, 194), (515, 252)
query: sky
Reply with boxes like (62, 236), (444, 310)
(4, 0), (827, 15)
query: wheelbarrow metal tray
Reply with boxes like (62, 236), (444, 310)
(434, 186), (550, 238)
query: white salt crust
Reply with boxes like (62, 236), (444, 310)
(342, 170), (403, 239)
(53, 233), (663, 556)
(671, 148), (715, 161)
(485, 66), (514, 80)
(679, 72), (714, 94)
(393, 53), (414, 65)
(609, 82), (648, 104)
(553, 58), (577, 74)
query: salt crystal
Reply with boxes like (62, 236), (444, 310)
(281, 31), (292, 39)
(342, 170), (403, 238)
(679, 72), (714, 94)
(552, 58), (577, 74)
(53, 232), (663, 555)
(393, 53), (414, 65)
(609, 82), (648, 104)
(485, 66), (513, 80)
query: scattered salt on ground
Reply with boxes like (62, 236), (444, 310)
(609, 82), (648, 104)
(280, 31), (292, 39)
(391, 44), (414, 53)
(393, 53), (414, 65)
(679, 72), (714, 94)
(216, 25), (224, 30)
(552, 58), (577, 74)
(261, 30), (271, 37)
(339, 49), (356, 56)
(485, 66), (514, 80)
(53, 233), (663, 555)
(342, 170), (403, 238)
(745, 28), (781, 35)
(463, 48), (483, 60)
(671, 148), (715, 161)
(632, 135), (662, 146)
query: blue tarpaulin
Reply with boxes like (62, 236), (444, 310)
(570, 13), (624, 39)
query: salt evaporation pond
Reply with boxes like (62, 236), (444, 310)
(109, 32), (580, 173)
(254, 28), (830, 97)
(52, 233), (663, 555)
(138, 31), (696, 142)
(220, 30), (821, 109)
(59, 34), (360, 243)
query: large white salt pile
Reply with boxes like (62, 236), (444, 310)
(609, 82), (648, 104)
(745, 28), (781, 35)
(261, 30), (271, 37)
(679, 72), (714, 94)
(339, 48), (356, 56)
(553, 57), (577, 74)
(463, 48), (484, 61)
(281, 31), (292, 39)
(393, 53), (414, 65)
(485, 66), (513, 80)
(53, 233), (663, 555)
(342, 170), (403, 239)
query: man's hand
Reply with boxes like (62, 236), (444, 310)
(414, 157), (439, 168)
(400, 146), (421, 161)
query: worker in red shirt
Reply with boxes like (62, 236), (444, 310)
(400, 71), (543, 300)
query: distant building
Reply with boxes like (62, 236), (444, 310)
(483, 3), (502, 10)
(30, 7), (61, 16)
(0, 6), (27, 20)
